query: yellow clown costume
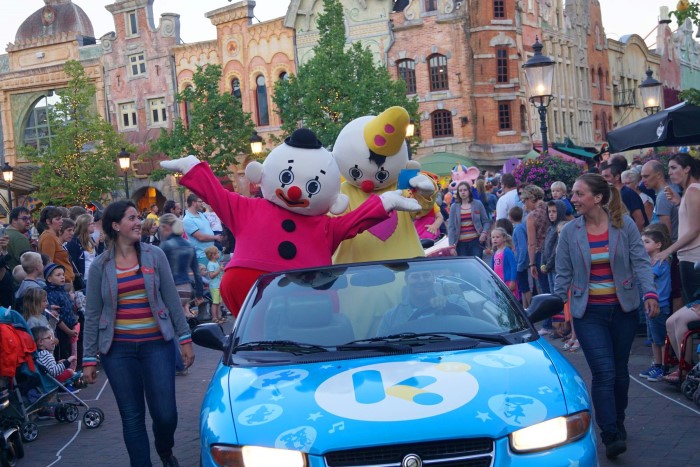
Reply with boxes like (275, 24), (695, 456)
(332, 107), (437, 264)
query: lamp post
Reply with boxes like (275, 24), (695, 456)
(522, 37), (555, 154)
(639, 68), (662, 115)
(250, 130), (263, 157)
(1, 162), (13, 210)
(117, 148), (131, 199)
(405, 119), (415, 160)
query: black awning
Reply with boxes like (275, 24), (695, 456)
(607, 101), (700, 153)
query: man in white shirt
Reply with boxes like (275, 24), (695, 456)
(183, 194), (222, 266)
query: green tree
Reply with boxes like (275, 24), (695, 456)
(151, 64), (256, 178)
(272, 0), (419, 148)
(22, 60), (127, 206)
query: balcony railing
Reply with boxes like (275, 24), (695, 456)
(614, 89), (636, 107)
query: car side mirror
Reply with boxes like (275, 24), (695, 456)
(192, 322), (227, 351)
(527, 294), (564, 323)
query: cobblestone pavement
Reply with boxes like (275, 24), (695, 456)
(12, 321), (700, 466)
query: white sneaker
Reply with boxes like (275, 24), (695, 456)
(538, 328), (552, 336)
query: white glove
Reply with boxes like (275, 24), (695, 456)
(160, 155), (201, 175)
(409, 173), (437, 196)
(380, 190), (421, 212)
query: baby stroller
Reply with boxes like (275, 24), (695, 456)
(0, 387), (23, 467)
(0, 307), (104, 444)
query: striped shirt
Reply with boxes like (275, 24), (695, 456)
(588, 231), (617, 305)
(459, 206), (478, 242)
(114, 264), (163, 342)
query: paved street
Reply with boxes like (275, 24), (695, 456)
(14, 321), (700, 467)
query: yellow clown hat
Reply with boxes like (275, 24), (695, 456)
(363, 106), (409, 156)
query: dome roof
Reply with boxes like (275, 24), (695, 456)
(15, 0), (94, 44)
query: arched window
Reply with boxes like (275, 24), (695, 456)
(520, 104), (527, 133)
(278, 71), (288, 81)
(231, 78), (241, 99)
(183, 86), (193, 128)
(598, 68), (604, 99)
(601, 112), (608, 139)
(23, 93), (62, 151)
(594, 115), (599, 131)
(255, 75), (270, 126)
(428, 54), (448, 91)
(431, 110), (453, 137)
(397, 59), (416, 94)
(591, 68), (596, 88)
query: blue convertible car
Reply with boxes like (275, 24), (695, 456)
(193, 257), (597, 466)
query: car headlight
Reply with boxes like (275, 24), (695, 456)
(510, 411), (591, 453)
(211, 444), (307, 467)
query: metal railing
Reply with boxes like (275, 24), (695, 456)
(614, 89), (636, 107)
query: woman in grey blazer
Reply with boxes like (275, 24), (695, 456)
(447, 182), (490, 258)
(82, 200), (193, 467)
(554, 174), (658, 460)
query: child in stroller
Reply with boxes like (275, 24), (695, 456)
(31, 326), (85, 390)
(0, 307), (104, 444)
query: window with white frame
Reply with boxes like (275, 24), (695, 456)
(119, 102), (138, 130)
(126, 11), (138, 36)
(128, 53), (146, 77)
(148, 98), (167, 126)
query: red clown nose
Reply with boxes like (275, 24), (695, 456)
(360, 180), (375, 193)
(287, 185), (302, 201)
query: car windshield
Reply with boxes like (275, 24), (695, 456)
(232, 258), (530, 357)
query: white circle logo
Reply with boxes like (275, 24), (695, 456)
(315, 361), (478, 421)
(237, 404), (283, 426)
(487, 394), (547, 427)
(473, 353), (525, 368)
(251, 369), (308, 390)
(275, 426), (317, 451)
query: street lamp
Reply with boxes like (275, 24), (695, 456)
(1, 162), (13, 210)
(522, 37), (555, 154)
(639, 68), (662, 115)
(117, 148), (131, 199)
(250, 130), (263, 156)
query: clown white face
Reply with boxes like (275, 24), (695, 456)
(333, 108), (411, 194)
(245, 130), (347, 216)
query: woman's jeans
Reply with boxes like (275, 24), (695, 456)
(573, 304), (637, 439)
(100, 339), (177, 466)
(457, 238), (483, 259)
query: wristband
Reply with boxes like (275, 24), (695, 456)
(529, 263), (536, 267)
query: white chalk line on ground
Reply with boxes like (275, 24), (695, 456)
(46, 421), (81, 467)
(46, 378), (110, 467)
(630, 375), (700, 415)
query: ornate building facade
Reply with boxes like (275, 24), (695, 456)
(0, 0), (103, 209)
(102, 0), (183, 207)
(173, 0), (295, 166)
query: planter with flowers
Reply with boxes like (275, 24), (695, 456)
(512, 155), (584, 193)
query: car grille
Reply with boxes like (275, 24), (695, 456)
(324, 438), (494, 467)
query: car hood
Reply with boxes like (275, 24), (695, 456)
(227, 342), (589, 454)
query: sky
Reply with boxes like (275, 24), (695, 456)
(0, 1), (677, 53)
